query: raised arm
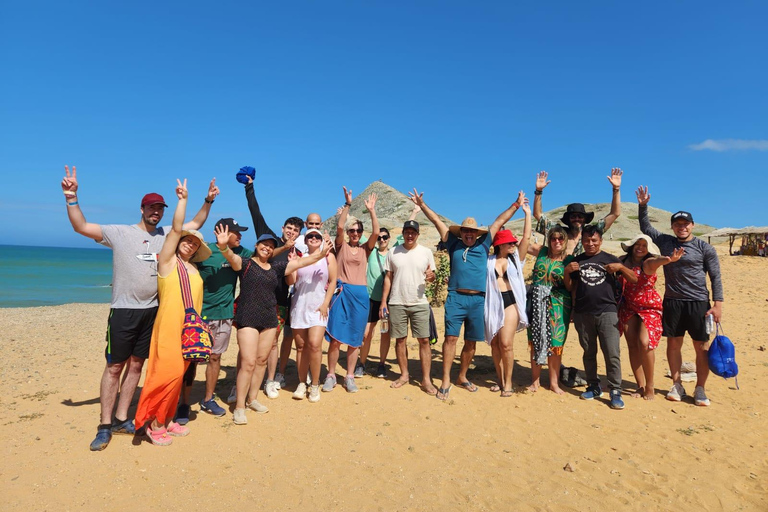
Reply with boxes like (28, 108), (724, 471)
(61, 165), (104, 241)
(363, 193), (380, 253)
(183, 178), (219, 230)
(409, 188), (449, 242)
(157, 179), (188, 275)
(336, 187), (353, 250)
(245, 177), (278, 239)
(603, 168), (622, 231)
(636, 186), (662, 242)
(642, 247), (684, 275)
(286, 232), (333, 274)
(517, 198), (532, 259)
(214, 224), (244, 272)
(489, 190), (524, 239)
(532, 170), (550, 222)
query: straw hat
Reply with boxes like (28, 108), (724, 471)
(448, 217), (489, 237)
(621, 234), (660, 256)
(180, 229), (213, 263)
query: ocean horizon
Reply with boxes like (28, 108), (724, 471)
(0, 244), (113, 308)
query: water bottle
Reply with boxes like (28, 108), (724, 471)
(380, 309), (389, 334)
(705, 314), (715, 335)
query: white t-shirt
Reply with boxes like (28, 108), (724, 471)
(383, 244), (436, 306)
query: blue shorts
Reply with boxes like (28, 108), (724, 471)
(444, 291), (485, 342)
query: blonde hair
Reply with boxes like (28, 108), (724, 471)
(344, 216), (364, 232)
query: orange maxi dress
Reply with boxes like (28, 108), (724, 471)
(134, 261), (202, 428)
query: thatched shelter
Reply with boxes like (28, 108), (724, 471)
(707, 226), (768, 256)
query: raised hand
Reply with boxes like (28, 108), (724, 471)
(321, 231), (333, 255)
(343, 186), (353, 205)
(283, 238), (296, 250)
(636, 186), (651, 206)
(408, 188), (425, 208)
(607, 168), (623, 189)
(62, 165), (79, 196)
(176, 178), (188, 200)
(214, 224), (230, 248)
(206, 178), (220, 202)
(665, 247), (685, 263)
(520, 197), (531, 215)
(515, 190), (526, 206)
(287, 248), (299, 261)
(364, 193), (377, 211)
(535, 170), (550, 191)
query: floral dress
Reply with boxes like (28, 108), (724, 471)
(527, 247), (574, 365)
(618, 266), (663, 350)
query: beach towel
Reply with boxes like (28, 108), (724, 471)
(483, 253), (528, 344)
(325, 279), (368, 347)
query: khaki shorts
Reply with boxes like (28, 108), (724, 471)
(389, 303), (430, 339)
(208, 318), (234, 355)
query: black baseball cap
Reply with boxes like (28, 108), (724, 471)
(402, 220), (420, 233)
(215, 218), (249, 232)
(671, 211), (694, 224)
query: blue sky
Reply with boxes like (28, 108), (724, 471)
(1, 1), (766, 248)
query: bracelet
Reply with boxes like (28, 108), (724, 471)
(534, 190), (542, 196)
(218, 245), (230, 253)
(67, 201), (79, 206)
(512, 202), (520, 209)
(205, 198), (215, 204)
(63, 191), (76, 197)
(344, 202), (351, 207)
(613, 188), (620, 192)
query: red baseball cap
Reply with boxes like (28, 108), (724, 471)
(492, 229), (519, 247)
(141, 193), (168, 208)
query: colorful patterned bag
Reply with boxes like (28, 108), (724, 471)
(177, 257), (212, 363)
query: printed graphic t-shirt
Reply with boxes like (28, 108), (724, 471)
(570, 250), (621, 315)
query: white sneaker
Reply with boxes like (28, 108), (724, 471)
(666, 382), (687, 402)
(274, 372), (286, 389)
(233, 408), (247, 425)
(246, 399), (269, 414)
(293, 383), (307, 400)
(264, 380), (280, 399)
(693, 386), (711, 406)
(308, 385), (321, 403)
(227, 385), (237, 405)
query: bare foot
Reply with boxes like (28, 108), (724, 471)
(490, 384), (501, 392)
(390, 377), (409, 389)
(421, 381), (438, 395)
(630, 387), (644, 398)
(549, 385), (565, 395)
(643, 388), (655, 400)
(527, 382), (540, 392)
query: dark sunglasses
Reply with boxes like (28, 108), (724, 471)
(550, 236), (565, 242)
(347, 228), (363, 234)
(378, 235), (390, 241)
(305, 234), (322, 241)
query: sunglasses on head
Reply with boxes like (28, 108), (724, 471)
(348, 228), (363, 234)
(305, 234), (322, 241)
(378, 235), (390, 241)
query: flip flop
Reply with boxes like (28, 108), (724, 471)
(458, 381), (478, 393)
(490, 384), (501, 392)
(500, 389), (514, 398)
(390, 378), (409, 389)
(436, 385), (452, 401)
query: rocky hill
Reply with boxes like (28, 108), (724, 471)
(322, 181), (456, 250)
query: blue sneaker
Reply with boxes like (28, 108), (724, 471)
(111, 418), (135, 435)
(89, 424), (112, 451)
(580, 384), (603, 400)
(175, 403), (190, 425)
(200, 396), (226, 417)
(609, 389), (625, 410)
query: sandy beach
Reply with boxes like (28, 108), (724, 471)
(3, 243), (766, 512)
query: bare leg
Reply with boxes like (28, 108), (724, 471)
(457, 340), (477, 386)
(114, 356), (144, 421)
(498, 306), (518, 395)
(692, 340), (710, 389)
(361, 321), (376, 366)
(292, 333), (305, 381)
(306, 326), (325, 386)
(345, 346), (359, 378)
(490, 338), (502, 391)
(99, 361), (126, 424)
(277, 330), (294, 375)
(391, 337), (409, 388)
(248, 328), (277, 403)
(636, 319), (656, 400)
(379, 330), (391, 364)
(266, 341), (278, 381)
(293, 329), (309, 384)
(204, 354), (222, 402)
(547, 353), (564, 394)
(666, 336), (685, 386)
(625, 315), (645, 397)
(528, 349), (541, 392)
(439, 335), (459, 393)
(417, 338), (436, 394)
(326, 340), (341, 377)
(235, 328), (259, 409)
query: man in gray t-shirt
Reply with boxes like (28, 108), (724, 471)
(637, 186), (723, 407)
(61, 165), (218, 451)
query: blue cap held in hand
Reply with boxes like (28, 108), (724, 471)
(236, 166), (256, 185)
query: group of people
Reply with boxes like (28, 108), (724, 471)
(62, 165), (723, 450)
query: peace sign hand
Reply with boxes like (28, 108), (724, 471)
(62, 165), (78, 196)
(176, 179), (188, 200)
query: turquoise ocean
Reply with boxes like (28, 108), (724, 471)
(0, 245), (113, 307)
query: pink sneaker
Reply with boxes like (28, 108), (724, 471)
(167, 421), (190, 437)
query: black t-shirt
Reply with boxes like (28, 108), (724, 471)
(570, 251), (621, 315)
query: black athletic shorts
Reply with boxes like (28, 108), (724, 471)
(662, 299), (710, 341)
(368, 299), (383, 323)
(105, 307), (158, 364)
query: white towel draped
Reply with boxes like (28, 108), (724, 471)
(483, 252), (528, 344)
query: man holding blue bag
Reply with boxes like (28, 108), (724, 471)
(637, 187), (724, 406)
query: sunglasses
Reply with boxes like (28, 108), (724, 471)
(550, 236), (565, 242)
(378, 235), (390, 241)
(347, 228), (363, 234)
(305, 234), (322, 241)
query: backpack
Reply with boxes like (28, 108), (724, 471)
(708, 324), (739, 388)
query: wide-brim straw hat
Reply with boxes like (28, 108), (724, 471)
(448, 217), (489, 237)
(621, 234), (660, 256)
(181, 229), (213, 263)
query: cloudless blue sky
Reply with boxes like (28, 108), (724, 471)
(1, 1), (766, 248)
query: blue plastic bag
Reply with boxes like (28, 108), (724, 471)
(708, 323), (739, 388)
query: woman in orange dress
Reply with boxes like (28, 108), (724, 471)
(134, 179), (212, 446)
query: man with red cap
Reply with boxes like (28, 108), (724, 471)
(60, 166), (219, 451)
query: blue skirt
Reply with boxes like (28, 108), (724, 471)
(325, 280), (369, 347)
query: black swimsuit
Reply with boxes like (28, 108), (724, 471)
(494, 269), (516, 309)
